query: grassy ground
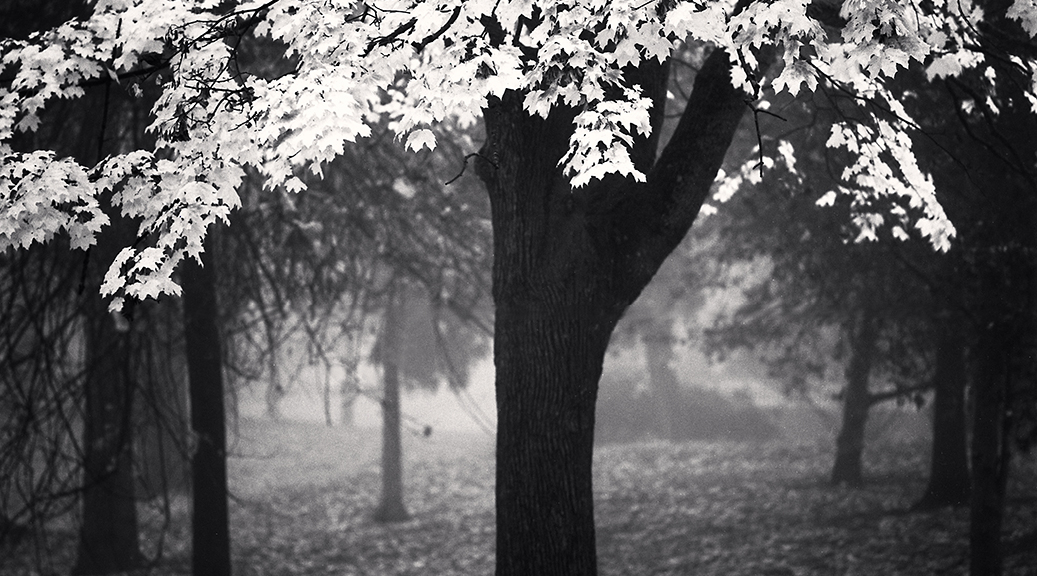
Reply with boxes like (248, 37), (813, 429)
(4, 417), (1036, 575)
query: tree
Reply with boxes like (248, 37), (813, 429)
(371, 280), (411, 523)
(0, 3), (149, 565)
(701, 120), (939, 487)
(182, 236), (232, 576)
(888, 6), (1037, 568)
(914, 326), (970, 509)
(4, 1), (1035, 574)
(74, 222), (146, 576)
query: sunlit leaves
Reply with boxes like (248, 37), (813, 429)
(561, 89), (654, 188)
(0, 152), (108, 251)
(1008, 0), (1037, 36)
(825, 119), (953, 251)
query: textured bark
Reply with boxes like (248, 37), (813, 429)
(73, 300), (143, 576)
(914, 328), (970, 510)
(479, 44), (762, 576)
(182, 242), (232, 576)
(373, 286), (411, 523)
(831, 316), (878, 487)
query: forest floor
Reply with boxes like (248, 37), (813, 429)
(4, 417), (1036, 575)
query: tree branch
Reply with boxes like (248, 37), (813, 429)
(610, 43), (777, 304)
(868, 383), (931, 406)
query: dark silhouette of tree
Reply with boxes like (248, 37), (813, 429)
(0, 2), (151, 563)
(73, 223), (145, 576)
(182, 238), (231, 576)
(470, 35), (780, 571)
(890, 4), (1037, 569)
(914, 326), (970, 509)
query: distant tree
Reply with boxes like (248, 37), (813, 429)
(610, 241), (709, 442)
(371, 279), (411, 523)
(703, 103), (938, 487)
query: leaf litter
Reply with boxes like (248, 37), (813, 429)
(4, 418), (1035, 575)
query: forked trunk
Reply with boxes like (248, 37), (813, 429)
(478, 44), (761, 575)
(182, 240), (231, 576)
(481, 96), (624, 576)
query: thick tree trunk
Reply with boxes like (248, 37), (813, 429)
(643, 322), (683, 441)
(494, 289), (614, 576)
(477, 44), (760, 576)
(480, 94), (623, 576)
(182, 242), (232, 576)
(73, 302), (143, 576)
(373, 286), (410, 523)
(915, 328), (970, 510)
(831, 316), (879, 487)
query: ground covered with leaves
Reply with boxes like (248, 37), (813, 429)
(5, 418), (1036, 575)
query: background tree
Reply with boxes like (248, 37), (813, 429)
(702, 105), (939, 487)
(893, 10), (1037, 570)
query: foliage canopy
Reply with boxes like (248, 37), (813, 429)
(2, 0), (1036, 305)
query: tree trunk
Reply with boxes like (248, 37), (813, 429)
(322, 364), (334, 427)
(831, 316), (879, 487)
(969, 266), (1015, 576)
(182, 241), (232, 576)
(73, 301), (143, 575)
(373, 285), (410, 523)
(477, 44), (761, 575)
(643, 322), (683, 441)
(341, 332), (359, 427)
(479, 93), (621, 576)
(914, 328), (970, 510)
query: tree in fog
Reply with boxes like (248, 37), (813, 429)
(702, 96), (942, 488)
(4, 2), (1037, 575)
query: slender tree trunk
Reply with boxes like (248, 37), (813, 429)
(73, 302), (143, 575)
(264, 355), (282, 421)
(831, 316), (879, 487)
(322, 363), (334, 427)
(373, 286), (410, 523)
(643, 322), (683, 441)
(182, 241), (231, 576)
(340, 384), (357, 428)
(341, 332), (359, 427)
(915, 328), (970, 510)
